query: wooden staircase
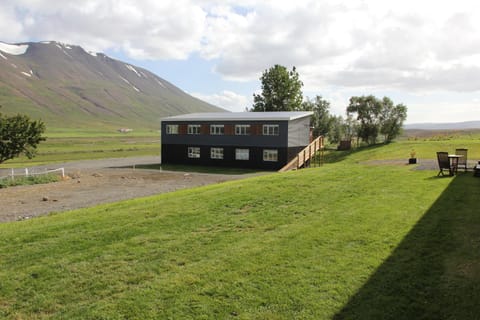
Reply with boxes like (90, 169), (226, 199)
(279, 136), (324, 172)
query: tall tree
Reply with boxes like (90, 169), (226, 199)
(379, 97), (408, 142)
(346, 95), (407, 145)
(302, 95), (332, 137)
(252, 65), (303, 112)
(346, 95), (382, 145)
(0, 110), (46, 164)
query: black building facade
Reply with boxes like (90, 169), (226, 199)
(161, 112), (313, 170)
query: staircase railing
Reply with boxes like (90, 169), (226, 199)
(278, 136), (324, 172)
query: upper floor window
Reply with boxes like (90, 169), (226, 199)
(235, 124), (251, 135)
(263, 149), (278, 162)
(166, 124), (179, 134)
(210, 147), (224, 159)
(188, 124), (201, 135)
(263, 124), (279, 136)
(210, 124), (224, 135)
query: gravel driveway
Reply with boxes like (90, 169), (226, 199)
(0, 157), (256, 223)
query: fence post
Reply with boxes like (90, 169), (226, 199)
(25, 168), (29, 177)
(11, 168), (14, 181)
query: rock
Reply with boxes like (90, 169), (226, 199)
(42, 196), (49, 201)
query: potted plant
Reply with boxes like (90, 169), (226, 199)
(408, 149), (417, 164)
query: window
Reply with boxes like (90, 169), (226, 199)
(166, 124), (178, 134)
(235, 148), (249, 160)
(210, 147), (224, 159)
(210, 124), (224, 135)
(263, 124), (279, 136)
(263, 149), (278, 162)
(188, 124), (201, 135)
(188, 147), (200, 158)
(235, 124), (250, 135)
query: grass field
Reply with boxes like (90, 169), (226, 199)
(1, 135), (479, 319)
(0, 129), (160, 168)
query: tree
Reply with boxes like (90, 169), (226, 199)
(346, 95), (407, 145)
(0, 110), (46, 164)
(379, 97), (407, 142)
(301, 95), (332, 137)
(346, 95), (382, 145)
(252, 65), (303, 112)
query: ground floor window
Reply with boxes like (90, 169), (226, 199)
(263, 149), (278, 162)
(235, 148), (249, 160)
(210, 147), (224, 159)
(188, 147), (200, 158)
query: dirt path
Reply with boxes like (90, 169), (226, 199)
(0, 157), (256, 223)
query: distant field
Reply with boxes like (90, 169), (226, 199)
(0, 129), (160, 168)
(0, 135), (479, 319)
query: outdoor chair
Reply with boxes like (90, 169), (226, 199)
(437, 152), (454, 176)
(455, 148), (468, 172)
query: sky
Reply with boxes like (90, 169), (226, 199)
(1, 0), (480, 124)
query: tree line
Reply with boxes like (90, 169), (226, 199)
(251, 64), (408, 145)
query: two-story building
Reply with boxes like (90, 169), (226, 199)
(160, 111), (313, 170)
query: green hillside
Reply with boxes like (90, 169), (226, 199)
(1, 139), (479, 319)
(0, 41), (224, 130)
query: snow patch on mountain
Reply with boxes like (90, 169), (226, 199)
(126, 64), (141, 77)
(0, 42), (29, 55)
(156, 79), (166, 88)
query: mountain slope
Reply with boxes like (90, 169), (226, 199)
(0, 41), (224, 130)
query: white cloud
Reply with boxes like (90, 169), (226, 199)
(191, 90), (251, 112)
(3, 0), (207, 59)
(0, 3), (24, 42)
(200, 1), (480, 93)
(2, 0), (480, 116)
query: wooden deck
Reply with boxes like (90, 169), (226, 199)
(278, 136), (324, 172)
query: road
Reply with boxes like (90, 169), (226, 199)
(0, 156), (253, 223)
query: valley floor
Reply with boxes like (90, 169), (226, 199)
(0, 157), (253, 222)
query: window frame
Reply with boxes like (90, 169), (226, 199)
(166, 124), (179, 135)
(210, 124), (225, 135)
(262, 124), (279, 136)
(235, 124), (251, 136)
(187, 147), (201, 158)
(210, 147), (224, 159)
(235, 148), (250, 161)
(187, 124), (201, 135)
(263, 149), (278, 162)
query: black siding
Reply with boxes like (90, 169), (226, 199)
(162, 144), (299, 170)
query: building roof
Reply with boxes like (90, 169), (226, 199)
(162, 111), (313, 122)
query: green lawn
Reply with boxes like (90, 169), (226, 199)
(0, 129), (160, 168)
(1, 139), (479, 319)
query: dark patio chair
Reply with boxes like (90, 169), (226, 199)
(455, 148), (468, 171)
(437, 152), (454, 176)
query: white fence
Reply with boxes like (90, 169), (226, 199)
(0, 167), (65, 181)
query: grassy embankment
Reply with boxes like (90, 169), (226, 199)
(0, 134), (480, 319)
(0, 128), (160, 168)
